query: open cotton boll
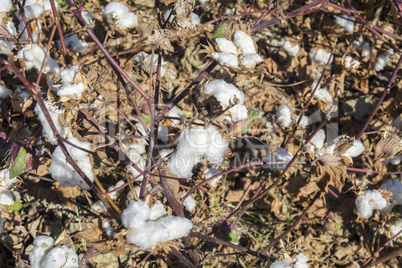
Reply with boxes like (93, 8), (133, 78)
(121, 200), (151, 229)
(35, 101), (68, 144)
(276, 104), (292, 128)
(240, 53), (263, 69)
(355, 190), (387, 218)
(389, 218), (402, 238)
(335, 14), (354, 31)
(158, 125), (169, 143)
(342, 140), (365, 157)
(160, 148), (174, 159)
(49, 137), (94, 189)
(344, 56), (360, 69)
(204, 125), (229, 164)
(57, 65), (87, 97)
(103, 220), (114, 236)
(117, 12), (138, 28)
(39, 245), (78, 268)
(233, 31), (257, 55)
(381, 179), (402, 205)
(282, 40), (300, 57)
(127, 221), (169, 250)
(0, 85), (11, 98)
(17, 44), (59, 74)
(91, 200), (107, 213)
(81, 11), (93, 25)
(204, 80), (245, 107)
(264, 148), (293, 170)
(23, 4), (44, 20)
(229, 104), (248, 121)
(191, 12), (200, 25)
(107, 180), (125, 200)
(0, 0), (12, 12)
(311, 83), (333, 103)
(149, 201), (167, 221)
(29, 235), (55, 268)
(270, 253), (309, 268)
(204, 167), (222, 187)
(180, 192), (196, 210)
(309, 129), (326, 150)
(167, 107), (182, 128)
(211, 52), (239, 68)
(375, 49), (393, 72)
(309, 48), (333, 65)
(0, 188), (15, 205)
(102, 2), (138, 28)
(157, 215), (193, 241)
(383, 155), (402, 166)
(199, 0), (210, 11)
(294, 115), (309, 127)
(215, 38), (238, 55)
(133, 51), (166, 77)
(64, 34), (88, 53)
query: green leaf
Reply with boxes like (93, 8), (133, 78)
(142, 113), (152, 123)
(225, 232), (239, 243)
(9, 200), (23, 212)
(10, 147), (27, 179)
(238, 109), (261, 134)
(212, 22), (229, 39)
(335, 223), (342, 231)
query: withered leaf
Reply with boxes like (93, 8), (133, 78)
(376, 131), (402, 160)
(311, 165), (347, 193)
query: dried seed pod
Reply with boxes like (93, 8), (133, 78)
(376, 131), (402, 160)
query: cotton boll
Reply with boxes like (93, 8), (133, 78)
(240, 53), (263, 69)
(383, 155), (402, 166)
(191, 12), (200, 25)
(133, 52), (166, 77)
(361, 42), (370, 57)
(233, 31), (256, 55)
(211, 52), (239, 68)
(102, 220), (114, 236)
(281, 40), (300, 57)
(91, 200), (107, 213)
(57, 83), (85, 99)
(276, 104), (292, 128)
(117, 12), (138, 28)
(0, 169), (16, 187)
(17, 44), (60, 74)
(64, 34), (88, 53)
(393, 115), (402, 130)
(160, 148), (174, 159)
(199, 0), (210, 11)
(389, 218), (402, 238)
(33, 235), (55, 249)
(355, 190), (387, 218)
(294, 253), (309, 268)
(313, 86), (333, 103)
(309, 129), (326, 150)
(121, 200), (151, 229)
(126, 221), (169, 250)
(0, 85), (11, 98)
(205, 125), (229, 164)
(0, 0), (12, 12)
(107, 180), (125, 200)
(355, 195), (374, 218)
(309, 48), (333, 65)
(381, 179), (402, 205)
(335, 14), (354, 31)
(102, 2), (130, 20)
(344, 56), (360, 69)
(215, 38), (238, 55)
(204, 80), (245, 107)
(81, 11), (93, 25)
(294, 115), (308, 127)
(180, 192), (196, 210)
(29, 235), (55, 268)
(375, 49), (393, 72)
(204, 168), (222, 187)
(270, 260), (293, 268)
(158, 125), (169, 143)
(342, 140), (365, 157)
(264, 148), (293, 170)
(229, 104), (248, 122)
(0, 187), (15, 205)
(167, 107), (182, 128)
(23, 4), (44, 20)
(40, 245), (79, 268)
(158, 215), (193, 241)
(149, 201), (167, 221)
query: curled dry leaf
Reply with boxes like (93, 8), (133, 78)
(311, 165), (347, 193)
(146, 29), (175, 53)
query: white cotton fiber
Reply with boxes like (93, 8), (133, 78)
(264, 148), (293, 170)
(35, 101), (68, 144)
(240, 53), (263, 69)
(148, 201), (167, 221)
(204, 167), (222, 187)
(393, 115), (402, 130)
(389, 218), (402, 238)
(383, 155), (402, 166)
(309, 48), (333, 65)
(282, 40), (300, 57)
(107, 180), (125, 200)
(229, 104), (248, 121)
(158, 124), (169, 143)
(311, 83), (333, 103)
(23, 4), (44, 20)
(49, 137), (94, 189)
(180, 192), (196, 210)
(344, 56), (360, 69)
(0, 85), (11, 98)
(381, 179), (402, 205)
(355, 190), (387, 218)
(276, 104), (292, 128)
(29, 235), (55, 268)
(81, 11), (93, 25)
(0, 188), (15, 206)
(309, 129), (326, 150)
(215, 38), (238, 55)
(342, 140), (365, 157)
(0, 0), (12, 12)
(91, 200), (107, 213)
(17, 44), (60, 74)
(204, 79), (245, 106)
(158, 215), (193, 241)
(375, 49), (393, 72)
(127, 221), (169, 250)
(294, 115), (309, 127)
(163, 9), (174, 21)
(133, 51), (166, 77)
(211, 52), (239, 68)
(191, 12), (200, 25)
(233, 31), (256, 55)
(121, 200), (151, 229)
(39, 245), (79, 268)
(336, 14), (354, 32)
(57, 66), (86, 98)
(102, 2), (138, 28)
(64, 34), (88, 53)
(270, 253), (309, 268)
(167, 107), (182, 127)
(204, 125), (229, 164)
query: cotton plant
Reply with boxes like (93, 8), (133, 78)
(270, 253), (309, 268)
(374, 49), (393, 72)
(264, 148), (293, 171)
(0, 169), (20, 206)
(355, 190), (388, 218)
(203, 79), (248, 122)
(133, 51), (166, 77)
(169, 125), (228, 178)
(203, 167), (222, 187)
(49, 137), (94, 190)
(35, 100), (69, 144)
(335, 14), (354, 32)
(17, 44), (60, 74)
(211, 30), (263, 69)
(309, 48), (333, 65)
(276, 104), (292, 128)
(102, 2), (138, 32)
(121, 200), (193, 250)
(281, 40), (300, 57)
(29, 235), (79, 268)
